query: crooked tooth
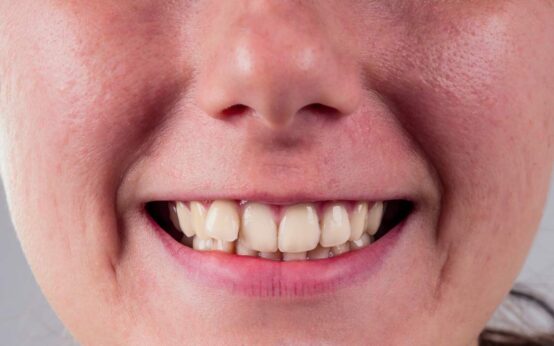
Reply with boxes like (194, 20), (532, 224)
(259, 251), (282, 261)
(176, 201), (195, 237)
(349, 202), (368, 241)
(240, 203), (278, 252)
(212, 239), (235, 253)
(169, 202), (181, 231)
(282, 252), (307, 261)
(350, 233), (371, 250)
(278, 204), (320, 253)
(366, 202), (385, 235)
(320, 203), (351, 247)
(190, 201), (210, 239)
(307, 245), (330, 260)
(330, 242), (350, 257)
(205, 200), (239, 242)
(236, 239), (258, 257)
(192, 236), (213, 251)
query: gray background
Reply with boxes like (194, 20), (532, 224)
(1, 179), (554, 345)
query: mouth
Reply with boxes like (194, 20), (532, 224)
(143, 197), (413, 297)
(147, 199), (412, 261)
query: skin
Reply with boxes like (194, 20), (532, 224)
(0, 0), (553, 345)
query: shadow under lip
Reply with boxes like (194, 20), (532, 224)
(143, 201), (413, 298)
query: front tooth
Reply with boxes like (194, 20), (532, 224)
(349, 202), (368, 241)
(366, 202), (385, 235)
(350, 233), (371, 250)
(205, 200), (239, 242)
(212, 239), (235, 253)
(320, 203), (351, 247)
(307, 245), (330, 260)
(259, 251), (282, 261)
(192, 236), (213, 251)
(278, 204), (320, 253)
(240, 203), (278, 252)
(236, 239), (258, 257)
(330, 242), (350, 257)
(176, 201), (195, 237)
(282, 252), (307, 261)
(190, 201), (210, 239)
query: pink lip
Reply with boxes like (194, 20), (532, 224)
(149, 212), (408, 298)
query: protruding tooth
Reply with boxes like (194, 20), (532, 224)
(190, 201), (210, 239)
(320, 203), (351, 247)
(330, 242), (350, 257)
(278, 204), (320, 253)
(307, 245), (330, 260)
(282, 252), (307, 261)
(212, 239), (235, 253)
(349, 202), (368, 241)
(366, 202), (385, 235)
(192, 236), (213, 251)
(236, 239), (258, 257)
(169, 202), (181, 231)
(350, 233), (371, 250)
(259, 251), (282, 261)
(205, 200), (239, 241)
(240, 203), (278, 252)
(176, 201), (195, 237)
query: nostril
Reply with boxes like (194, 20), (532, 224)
(301, 103), (341, 118)
(221, 104), (251, 118)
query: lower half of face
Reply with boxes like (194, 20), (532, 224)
(0, 1), (553, 345)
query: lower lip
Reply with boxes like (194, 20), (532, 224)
(151, 215), (407, 298)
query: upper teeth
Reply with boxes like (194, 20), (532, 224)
(169, 200), (386, 261)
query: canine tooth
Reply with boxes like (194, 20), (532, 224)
(282, 252), (307, 261)
(169, 202), (181, 231)
(205, 200), (239, 241)
(192, 236), (213, 251)
(236, 239), (258, 257)
(259, 251), (282, 261)
(190, 201), (210, 239)
(278, 204), (320, 253)
(307, 245), (330, 260)
(349, 202), (368, 241)
(366, 202), (384, 235)
(240, 203), (278, 252)
(320, 203), (351, 247)
(176, 201), (195, 237)
(350, 233), (371, 250)
(330, 242), (350, 257)
(212, 239), (235, 253)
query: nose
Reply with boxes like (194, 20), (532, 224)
(193, 1), (362, 129)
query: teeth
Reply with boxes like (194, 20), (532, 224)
(349, 202), (368, 241)
(259, 251), (282, 261)
(212, 239), (235, 253)
(307, 245), (330, 260)
(320, 203), (351, 247)
(176, 202), (195, 237)
(330, 242), (350, 257)
(190, 202), (210, 239)
(236, 239), (258, 256)
(366, 202), (385, 235)
(205, 200), (239, 242)
(240, 203), (278, 252)
(278, 204), (321, 253)
(168, 199), (394, 261)
(350, 233), (371, 250)
(282, 252), (307, 261)
(192, 237), (213, 251)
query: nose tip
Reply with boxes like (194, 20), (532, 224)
(194, 9), (362, 129)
